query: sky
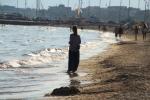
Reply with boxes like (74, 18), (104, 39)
(0, 0), (147, 10)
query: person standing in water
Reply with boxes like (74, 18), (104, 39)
(68, 26), (81, 73)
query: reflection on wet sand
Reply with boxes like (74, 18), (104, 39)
(68, 73), (81, 87)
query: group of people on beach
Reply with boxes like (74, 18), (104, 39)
(114, 23), (149, 41)
(133, 23), (148, 41)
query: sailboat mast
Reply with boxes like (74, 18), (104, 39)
(25, 0), (27, 9)
(138, 0), (140, 9)
(144, 0), (147, 22)
(148, 0), (150, 22)
(119, 0), (122, 23)
(109, 0), (111, 7)
(88, 0), (90, 17)
(24, 0), (27, 17)
(68, 0), (70, 7)
(99, 0), (101, 21)
(128, 0), (131, 22)
(17, 0), (18, 9)
(78, 0), (82, 17)
(99, 0), (101, 8)
(36, 0), (41, 18)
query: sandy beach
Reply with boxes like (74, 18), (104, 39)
(43, 31), (150, 100)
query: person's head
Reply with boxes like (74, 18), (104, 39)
(72, 26), (78, 35)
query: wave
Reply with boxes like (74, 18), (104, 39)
(0, 48), (68, 68)
(0, 40), (102, 68)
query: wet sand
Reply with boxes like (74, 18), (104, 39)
(43, 32), (150, 100)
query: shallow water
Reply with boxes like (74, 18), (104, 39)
(0, 25), (117, 99)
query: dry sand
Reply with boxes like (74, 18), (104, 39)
(43, 32), (150, 100)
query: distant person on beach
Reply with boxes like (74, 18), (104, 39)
(118, 26), (124, 38)
(114, 26), (123, 40)
(102, 26), (107, 32)
(142, 24), (148, 40)
(114, 27), (119, 39)
(98, 25), (101, 31)
(68, 26), (81, 73)
(80, 26), (83, 30)
(134, 26), (139, 41)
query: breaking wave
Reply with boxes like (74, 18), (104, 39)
(0, 48), (68, 68)
(0, 41), (102, 68)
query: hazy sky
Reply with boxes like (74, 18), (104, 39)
(0, 0), (147, 10)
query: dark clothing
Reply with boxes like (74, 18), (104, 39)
(118, 27), (123, 38)
(68, 33), (81, 72)
(142, 23), (148, 40)
(69, 34), (81, 52)
(114, 27), (119, 38)
(142, 28), (147, 40)
(68, 50), (80, 72)
(119, 27), (123, 34)
(134, 27), (139, 40)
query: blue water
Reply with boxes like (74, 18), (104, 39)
(0, 25), (116, 99)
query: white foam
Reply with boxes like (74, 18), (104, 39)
(0, 31), (117, 68)
(0, 48), (69, 68)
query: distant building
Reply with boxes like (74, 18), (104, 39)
(47, 4), (73, 20)
(0, 4), (149, 23)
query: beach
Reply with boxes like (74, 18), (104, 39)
(0, 25), (117, 99)
(0, 25), (150, 99)
(43, 32), (150, 100)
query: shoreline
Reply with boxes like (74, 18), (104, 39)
(0, 25), (116, 99)
(43, 32), (150, 100)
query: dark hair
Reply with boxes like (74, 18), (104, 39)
(72, 26), (77, 35)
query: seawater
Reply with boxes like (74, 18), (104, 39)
(0, 25), (117, 99)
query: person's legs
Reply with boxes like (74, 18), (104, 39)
(143, 33), (144, 40)
(119, 33), (122, 39)
(135, 33), (137, 41)
(143, 33), (146, 40)
(145, 33), (147, 40)
(115, 33), (118, 38)
(68, 51), (74, 72)
(73, 51), (80, 72)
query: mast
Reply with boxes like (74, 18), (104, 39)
(138, 0), (140, 9)
(80, 0), (83, 9)
(99, 0), (101, 21)
(88, 0), (90, 17)
(36, 0), (41, 18)
(68, 0), (70, 7)
(25, 0), (27, 9)
(17, 0), (18, 9)
(24, 0), (27, 17)
(109, 0), (111, 7)
(99, 0), (101, 8)
(144, 0), (147, 22)
(147, 0), (150, 21)
(0, 0), (1, 14)
(78, 0), (82, 17)
(128, 0), (131, 22)
(119, 0), (122, 23)
(148, 0), (150, 22)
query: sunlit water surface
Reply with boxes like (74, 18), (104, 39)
(0, 25), (117, 99)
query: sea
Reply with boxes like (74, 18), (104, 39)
(0, 25), (117, 99)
